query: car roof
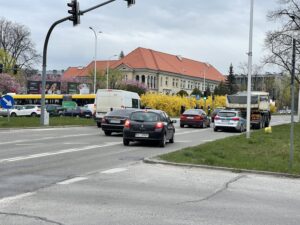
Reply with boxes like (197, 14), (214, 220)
(219, 109), (240, 113)
(133, 109), (164, 114)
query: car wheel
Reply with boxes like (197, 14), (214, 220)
(104, 131), (111, 136)
(97, 122), (101, 128)
(123, 138), (130, 146)
(10, 112), (17, 117)
(31, 112), (37, 117)
(214, 127), (218, 132)
(159, 133), (167, 147)
(169, 134), (174, 143)
(180, 124), (184, 128)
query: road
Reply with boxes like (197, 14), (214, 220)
(0, 115), (298, 225)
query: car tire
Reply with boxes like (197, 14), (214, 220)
(10, 112), (17, 117)
(123, 138), (130, 146)
(31, 112), (37, 117)
(104, 131), (112, 136)
(97, 122), (101, 128)
(214, 127), (218, 132)
(180, 124), (184, 128)
(159, 133), (167, 147)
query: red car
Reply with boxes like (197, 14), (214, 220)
(180, 109), (211, 128)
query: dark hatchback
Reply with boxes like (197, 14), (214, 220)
(101, 108), (137, 136)
(180, 109), (210, 128)
(62, 107), (92, 118)
(123, 110), (176, 147)
(46, 104), (64, 116)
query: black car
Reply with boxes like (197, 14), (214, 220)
(62, 107), (92, 118)
(101, 108), (137, 136)
(46, 104), (64, 116)
(180, 109), (210, 128)
(123, 109), (176, 147)
(211, 107), (225, 123)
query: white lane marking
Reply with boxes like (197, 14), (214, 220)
(175, 129), (207, 135)
(58, 177), (88, 185)
(0, 142), (121, 163)
(101, 168), (128, 174)
(0, 133), (97, 145)
(0, 192), (34, 204)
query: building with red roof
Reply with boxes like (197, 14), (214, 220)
(62, 47), (224, 95)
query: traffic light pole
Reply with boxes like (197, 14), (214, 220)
(40, 0), (135, 125)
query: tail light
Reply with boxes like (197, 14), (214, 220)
(194, 115), (203, 120)
(124, 120), (130, 128)
(214, 115), (220, 120)
(155, 122), (164, 129)
(232, 117), (240, 121)
(180, 115), (186, 120)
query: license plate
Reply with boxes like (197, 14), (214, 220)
(135, 133), (149, 138)
(110, 119), (120, 124)
(187, 117), (194, 119)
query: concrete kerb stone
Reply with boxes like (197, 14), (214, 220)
(143, 157), (300, 179)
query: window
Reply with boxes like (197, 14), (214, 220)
(136, 75), (140, 82)
(132, 99), (140, 108)
(165, 77), (168, 86)
(172, 78), (175, 87)
(141, 75), (145, 83)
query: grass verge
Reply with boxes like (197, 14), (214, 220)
(0, 116), (95, 128)
(160, 123), (300, 175)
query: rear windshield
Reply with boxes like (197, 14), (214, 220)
(130, 111), (160, 122)
(107, 109), (135, 116)
(227, 95), (258, 104)
(183, 109), (205, 115)
(218, 112), (237, 117)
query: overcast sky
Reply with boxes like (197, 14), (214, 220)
(0, 0), (281, 75)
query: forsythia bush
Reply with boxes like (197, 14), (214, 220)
(141, 94), (226, 117)
(270, 104), (277, 114)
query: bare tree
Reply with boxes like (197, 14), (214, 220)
(0, 18), (40, 73)
(264, 0), (300, 83)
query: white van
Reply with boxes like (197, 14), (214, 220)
(95, 89), (140, 127)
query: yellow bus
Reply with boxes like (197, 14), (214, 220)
(8, 94), (96, 106)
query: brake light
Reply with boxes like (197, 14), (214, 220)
(180, 115), (186, 120)
(124, 120), (130, 128)
(194, 115), (203, 120)
(155, 122), (164, 129)
(232, 117), (240, 121)
(214, 115), (220, 120)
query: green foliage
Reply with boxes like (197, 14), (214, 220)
(177, 90), (188, 97)
(225, 64), (238, 94)
(191, 88), (202, 96)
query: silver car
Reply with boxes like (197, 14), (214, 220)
(213, 110), (246, 132)
(0, 105), (24, 117)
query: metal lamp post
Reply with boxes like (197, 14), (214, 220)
(106, 54), (117, 89)
(89, 27), (102, 94)
(246, 0), (254, 138)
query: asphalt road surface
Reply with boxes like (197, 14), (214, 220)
(0, 115), (298, 225)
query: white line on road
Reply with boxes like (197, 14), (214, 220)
(101, 168), (128, 174)
(0, 133), (98, 145)
(0, 142), (121, 163)
(58, 177), (88, 185)
(0, 192), (34, 204)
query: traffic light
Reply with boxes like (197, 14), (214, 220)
(124, 0), (135, 7)
(203, 91), (207, 100)
(67, 0), (80, 26)
(13, 65), (18, 74)
(0, 64), (3, 73)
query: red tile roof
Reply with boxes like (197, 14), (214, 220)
(63, 47), (224, 82)
(118, 47), (224, 81)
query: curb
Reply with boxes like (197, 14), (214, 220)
(143, 157), (300, 179)
(0, 125), (95, 131)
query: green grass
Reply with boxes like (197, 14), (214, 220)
(160, 123), (300, 175)
(0, 116), (95, 128)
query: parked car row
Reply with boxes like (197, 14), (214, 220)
(0, 104), (93, 118)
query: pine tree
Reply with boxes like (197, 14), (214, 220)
(225, 63), (238, 94)
(119, 51), (125, 59)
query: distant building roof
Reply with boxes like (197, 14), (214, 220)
(62, 47), (224, 81)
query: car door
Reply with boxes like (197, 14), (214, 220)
(162, 112), (174, 139)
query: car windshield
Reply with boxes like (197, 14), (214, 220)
(107, 109), (135, 117)
(218, 112), (237, 117)
(183, 109), (204, 115)
(130, 111), (160, 122)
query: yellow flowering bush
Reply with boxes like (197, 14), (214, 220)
(141, 94), (227, 117)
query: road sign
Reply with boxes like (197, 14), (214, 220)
(0, 95), (15, 109)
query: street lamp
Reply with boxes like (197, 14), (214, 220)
(203, 62), (210, 92)
(89, 27), (102, 94)
(106, 54), (117, 89)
